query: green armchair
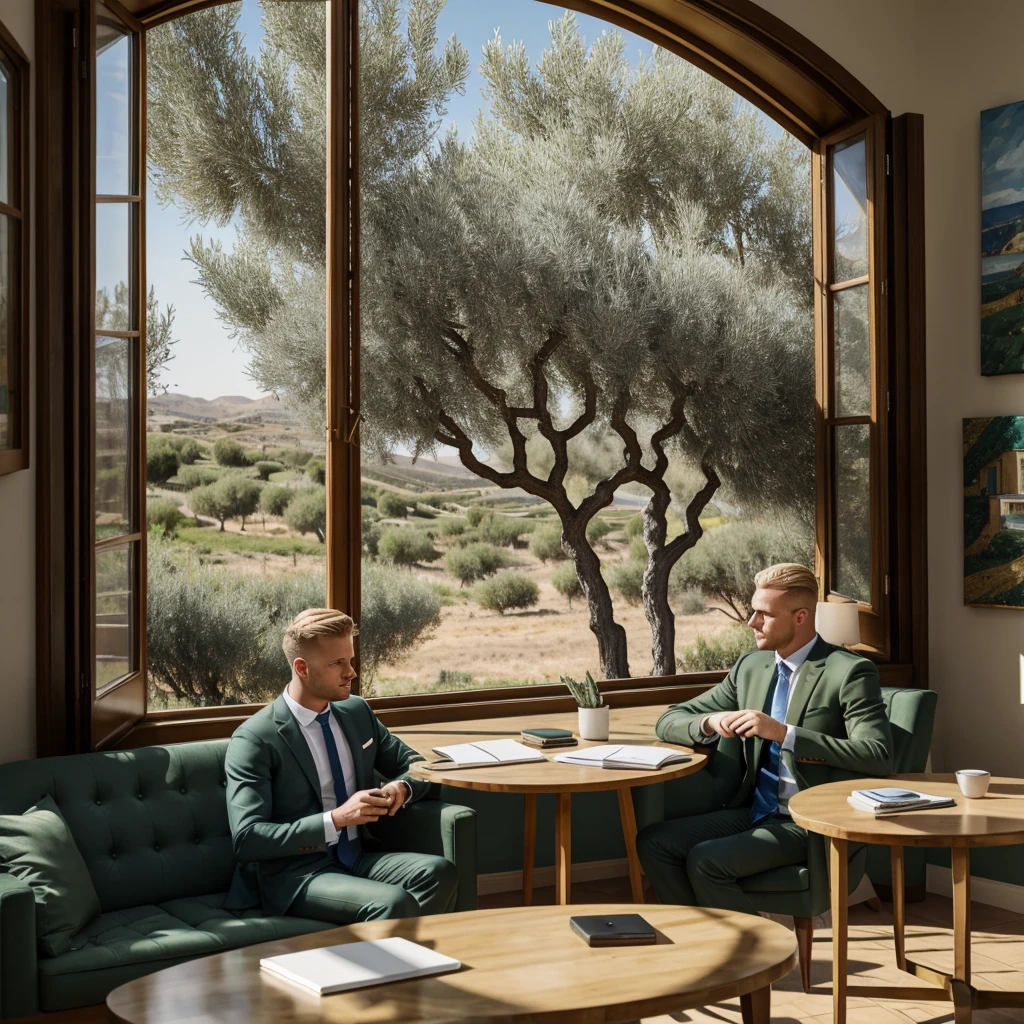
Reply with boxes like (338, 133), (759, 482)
(0, 739), (477, 1019)
(633, 686), (937, 992)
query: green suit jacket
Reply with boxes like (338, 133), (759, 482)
(224, 693), (434, 915)
(656, 637), (892, 808)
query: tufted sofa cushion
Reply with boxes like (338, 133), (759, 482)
(35, 894), (328, 1011)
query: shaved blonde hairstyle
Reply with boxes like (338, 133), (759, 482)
(282, 608), (357, 664)
(753, 563), (818, 611)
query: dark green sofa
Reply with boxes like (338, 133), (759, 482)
(0, 738), (477, 1018)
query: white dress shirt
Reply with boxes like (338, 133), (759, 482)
(282, 688), (357, 845)
(700, 633), (821, 817)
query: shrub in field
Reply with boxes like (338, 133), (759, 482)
(473, 572), (539, 614)
(362, 521), (381, 559)
(606, 559), (644, 605)
(285, 486), (327, 542)
(305, 458), (326, 484)
(358, 561), (441, 693)
(466, 506), (488, 528)
(254, 460), (285, 481)
(274, 447), (312, 468)
(530, 524), (567, 562)
(377, 492), (408, 519)
(176, 464), (219, 489)
(551, 564), (583, 608)
(437, 669), (473, 687)
(190, 475), (261, 531)
(377, 527), (438, 566)
(411, 504), (437, 519)
(213, 437), (250, 467)
(445, 543), (511, 586)
(439, 519), (466, 537)
(259, 484), (294, 517)
(146, 444), (179, 485)
(676, 625), (757, 672)
(479, 514), (532, 548)
(361, 494), (378, 507)
(147, 497), (185, 537)
(676, 586), (708, 615)
(586, 518), (613, 546)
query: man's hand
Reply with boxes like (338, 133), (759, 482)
(724, 709), (787, 744)
(330, 788), (392, 830)
(379, 780), (410, 816)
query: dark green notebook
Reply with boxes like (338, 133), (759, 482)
(520, 728), (577, 748)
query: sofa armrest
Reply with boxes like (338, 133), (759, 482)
(0, 873), (38, 1020)
(374, 800), (478, 912)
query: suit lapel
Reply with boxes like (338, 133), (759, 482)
(273, 696), (323, 802)
(745, 658), (777, 779)
(331, 702), (370, 791)
(785, 637), (833, 726)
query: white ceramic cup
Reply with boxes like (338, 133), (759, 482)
(578, 705), (610, 742)
(956, 769), (991, 799)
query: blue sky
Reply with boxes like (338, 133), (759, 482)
(982, 99), (1024, 212)
(145, 0), (771, 400)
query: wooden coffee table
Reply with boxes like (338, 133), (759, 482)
(106, 903), (797, 1024)
(397, 707), (705, 905)
(790, 774), (1024, 1024)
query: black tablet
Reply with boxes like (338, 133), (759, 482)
(569, 913), (656, 947)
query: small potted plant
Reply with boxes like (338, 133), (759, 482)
(562, 670), (609, 741)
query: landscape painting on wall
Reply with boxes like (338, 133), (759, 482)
(982, 101), (1024, 375)
(964, 416), (1024, 607)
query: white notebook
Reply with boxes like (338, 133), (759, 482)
(552, 744), (691, 770)
(260, 937), (461, 995)
(426, 738), (547, 769)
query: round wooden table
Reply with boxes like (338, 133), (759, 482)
(106, 904), (797, 1024)
(790, 773), (1024, 1024)
(404, 710), (705, 905)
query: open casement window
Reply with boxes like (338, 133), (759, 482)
(89, 0), (147, 747)
(0, 20), (29, 476)
(814, 113), (890, 654)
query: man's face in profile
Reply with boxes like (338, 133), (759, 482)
(296, 634), (357, 702)
(747, 586), (803, 652)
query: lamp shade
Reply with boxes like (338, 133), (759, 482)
(815, 601), (860, 647)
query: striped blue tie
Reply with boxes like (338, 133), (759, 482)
(316, 710), (361, 869)
(750, 662), (790, 825)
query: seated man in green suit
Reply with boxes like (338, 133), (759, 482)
(636, 563), (891, 914)
(225, 608), (457, 922)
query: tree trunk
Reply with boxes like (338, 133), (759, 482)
(642, 550), (676, 676)
(218, 517), (225, 532)
(562, 521), (629, 680)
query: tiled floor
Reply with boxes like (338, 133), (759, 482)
(481, 877), (1024, 1023)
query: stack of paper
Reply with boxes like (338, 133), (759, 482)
(426, 739), (547, 770)
(553, 744), (691, 770)
(847, 786), (956, 816)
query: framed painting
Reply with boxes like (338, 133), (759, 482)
(963, 416), (1024, 607)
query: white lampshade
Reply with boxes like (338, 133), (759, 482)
(815, 601), (860, 647)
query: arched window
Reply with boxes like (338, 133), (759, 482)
(34, 0), (925, 750)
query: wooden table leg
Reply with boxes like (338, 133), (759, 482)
(891, 845), (906, 970)
(522, 793), (537, 907)
(740, 984), (770, 1024)
(555, 791), (572, 905)
(830, 837), (849, 1024)
(952, 846), (972, 1023)
(617, 787), (644, 903)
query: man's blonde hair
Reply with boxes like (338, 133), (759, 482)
(753, 563), (818, 610)
(282, 608), (357, 664)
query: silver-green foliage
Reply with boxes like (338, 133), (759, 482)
(473, 571), (539, 615)
(377, 527), (438, 565)
(562, 670), (602, 708)
(190, 474), (261, 530)
(445, 542), (511, 586)
(284, 486), (327, 542)
(676, 625), (757, 672)
(259, 484), (295, 517)
(529, 524), (568, 562)
(551, 564), (583, 607)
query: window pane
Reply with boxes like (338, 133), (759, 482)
(96, 543), (134, 688)
(0, 61), (9, 205)
(96, 335), (133, 536)
(0, 214), (11, 450)
(832, 134), (868, 282)
(834, 284), (870, 417)
(834, 423), (870, 602)
(96, 8), (132, 196)
(96, 202), (133, 329)
(356, 0), (815, 695)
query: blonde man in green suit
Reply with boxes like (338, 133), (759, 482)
(636, 564), (891, 913)
(225, 609), (457, 922)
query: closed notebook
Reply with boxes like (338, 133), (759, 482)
(521, 728), (578, 749)
(570, 914), (657, 947)
(259, 937), (461, 995)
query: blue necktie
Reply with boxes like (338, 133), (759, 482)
(316, 710), (361, 869)
(750, 661), (791, 825)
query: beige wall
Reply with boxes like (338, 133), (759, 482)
(0, 0), (34, 764)
(758, 0), (1024, 776)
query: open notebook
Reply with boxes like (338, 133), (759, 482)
(553, 744), (692, 770)
(260, 937), (461, 995)
(426, 738), (547, 770)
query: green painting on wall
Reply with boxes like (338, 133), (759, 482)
(964, 416), (1024, 607)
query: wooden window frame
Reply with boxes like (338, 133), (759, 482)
(35, 0), (929, 754)
(0, 19), (30, 476)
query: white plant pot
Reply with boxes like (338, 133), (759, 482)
(578, 705), (610, 742)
